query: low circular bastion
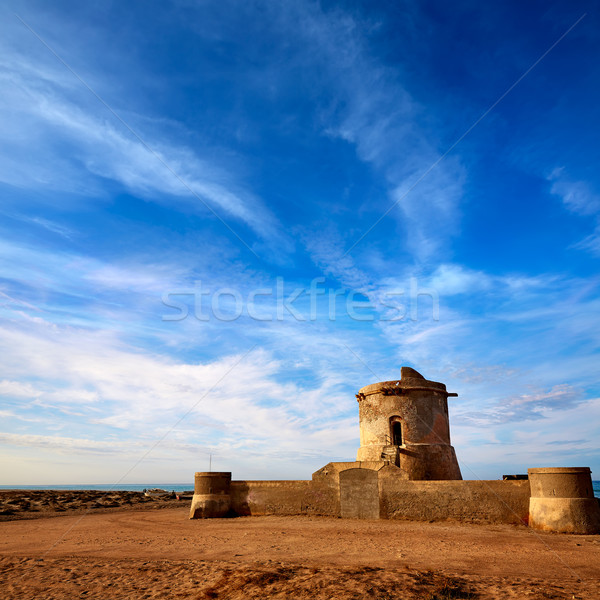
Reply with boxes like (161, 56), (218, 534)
(528, 467), (600, 534)
(189, 472), (232, 519)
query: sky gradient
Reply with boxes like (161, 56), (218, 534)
(1, 0), (599, 484)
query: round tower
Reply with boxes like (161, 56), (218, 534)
(189, 472), (232, 518)
(528, 467), (600, 533)
(355, 366), (462, 480)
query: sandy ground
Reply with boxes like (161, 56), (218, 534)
(1, 501), (600, 599)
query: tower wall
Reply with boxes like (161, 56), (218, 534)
(528, 467), (600, 533)
(356, 367), (461, 480)
(189, 472), (232, 518)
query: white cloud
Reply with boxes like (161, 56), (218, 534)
(0, 314), (360, 480)
(453, 396), (600, 478)
(0, 432), (138, 454)
(458, 384), (583, 425)
(427, 264), (491, 296)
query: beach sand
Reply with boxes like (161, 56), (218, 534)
(1, 493), (600, 599)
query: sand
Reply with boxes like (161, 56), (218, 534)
(1, 493), (600, 599)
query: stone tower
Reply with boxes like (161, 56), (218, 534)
(355, 366), (462, 480)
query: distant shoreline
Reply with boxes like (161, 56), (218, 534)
(0, 489), (187, 522)
(0, 483), (192, 493)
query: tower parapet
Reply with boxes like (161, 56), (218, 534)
(355, 366), (462, 480)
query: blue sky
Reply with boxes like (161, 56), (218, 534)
(1, 0), (599, 484)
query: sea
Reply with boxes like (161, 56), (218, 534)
(0, 483), (193, 492)
(1, 481), (600, 497)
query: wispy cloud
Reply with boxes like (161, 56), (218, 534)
(18, 216), (76, 239)
(453, 396), (600, 476)
(283, 3), (466, 259)
(460, 384), (583, 425)
(0, 313), (359, 478)
(0, 31), (290, 253)
(549, 168), (600, 256)
(549, 168), (600, 216)
(0, 380), (42, 398)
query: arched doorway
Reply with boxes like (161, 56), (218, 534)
(389, 416), (403, 446)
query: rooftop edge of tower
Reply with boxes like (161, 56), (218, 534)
(356, 366), (457, 399)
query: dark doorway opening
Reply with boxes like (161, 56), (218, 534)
(392, 421), (403, 446)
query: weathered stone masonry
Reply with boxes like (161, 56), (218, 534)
(355, 366), (461, 480)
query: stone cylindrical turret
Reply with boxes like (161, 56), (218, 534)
(189, 472), (232, 519)
(355, 367), (461, 480)
(528, 467), (600, 533)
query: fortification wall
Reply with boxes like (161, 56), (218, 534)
(224, 470), (531, 525)
(229, 479), (337, 516)
(378, 469), (530, 524)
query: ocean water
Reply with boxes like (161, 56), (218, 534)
(0, 483), (193, 492)
(2, 481), (600, 497)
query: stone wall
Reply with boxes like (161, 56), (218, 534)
(225, 466), (531, 526)
(339, 468), (379, 519)
(378, 467), (530, 524)
(229, 479), (337, 516)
